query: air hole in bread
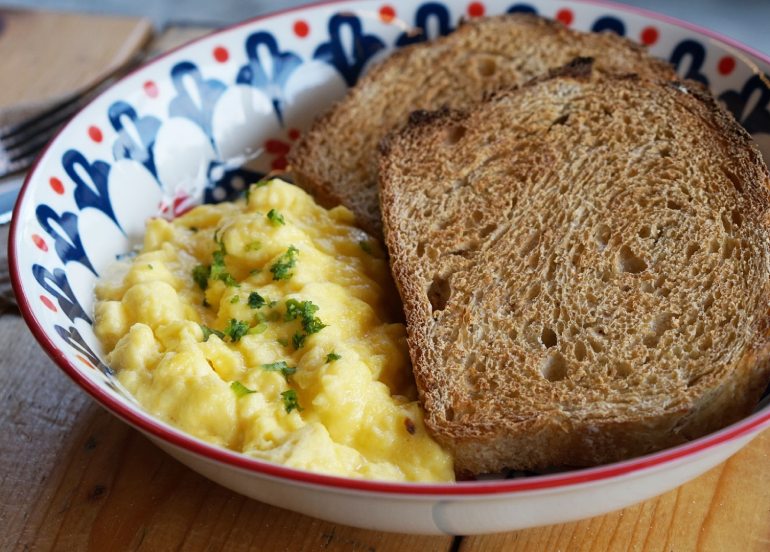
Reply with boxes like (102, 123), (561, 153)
(427, 275), (451, 313)
(541, 326), (557, 348)
(699, 335), (713, 351)
(526, 282), (541, 301)
(478, 57), (497, 77)
(416, 241), (426, 257)
(618, 245), (647, 274)
(445, 406), (455, 422)
(708, 239), (720, 254)
(614, 362), (632, 378)
(551, 113), (570, 126)
(541, 352), (568, 382)
(722, 168), (744, 193)
(721, 212), (733, 233)
(574, 341), (587, 361)
(588, 335), (604, 353)
(723, 238), (739, 259)
(686, 243), (699, 259)
(520, 229), (541, 256)
(638, 225), (651, 239)
(594, 224), (611, 249)
(667, 200), (682, 210)
(732, 210), (743, 227)
(479, 223), (497, 238)
(471, 210), (484, 223)
(571, 243), (585, 267)
(445, 125), (466, 145)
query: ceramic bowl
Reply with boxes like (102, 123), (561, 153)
(10, 0), (770, 535)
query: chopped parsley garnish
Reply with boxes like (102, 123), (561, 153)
(285, 299), (327, 341)
(231, 381), (256, 397)
(210, 240), (239, 287)
(248, 291), (266, 309)
(292, 332), (306, 350)
(246, 241), (261, 251)
(192, 265), (210, 290)
(261, 361), (297, 380)
(270, 246), (299, 281)
(189, 226), (199, 233)
(147, 264), (154, 270)
(224, 319), (249, 342)
(193, 239), (239, 289)
(325, 352), (341, 363)
(249, 268), (261, 276)
(247, 322), (268, 335)
(245, 180), (270, 202)
(230, 295), (240, 304)
(277, 338), (289, 347)
(359, 240), (373, 255)
(267, 209), (285, 226)
(281, 389), (303, 413)
(200, 324), (224, 342)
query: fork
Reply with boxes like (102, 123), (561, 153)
(0, 90), (94, 179)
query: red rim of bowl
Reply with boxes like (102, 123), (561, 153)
(9, 0), (770, 497)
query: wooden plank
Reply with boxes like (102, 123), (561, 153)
(460, 429), (770, 551)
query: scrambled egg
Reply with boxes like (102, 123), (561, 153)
(93, 178), (453, 482)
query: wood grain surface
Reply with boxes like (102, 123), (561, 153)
(3, 17), (770, 552)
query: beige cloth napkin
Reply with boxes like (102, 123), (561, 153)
(0, 9), (152, 128)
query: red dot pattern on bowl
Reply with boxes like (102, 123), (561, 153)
(379, 5), (396, 22)
(213, 46), (229, 63)
(32, 234), (48, 252)
(143, 80), (159, 98)
(49, 177), (64, 194)
(40, 295), (56, 312)
(293, 20), (309, 37)
(641, 26), (659, 46)
(719, 55), (736, 75)
(87, 126), (103, 143)
(556, 8), (574, 26)
(467, 2), (485, 17)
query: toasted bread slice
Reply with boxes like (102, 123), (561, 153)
(289, 14), (676, 238)
(378, 62), (770, 474)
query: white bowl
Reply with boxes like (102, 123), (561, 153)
(10, 0), (770, 535)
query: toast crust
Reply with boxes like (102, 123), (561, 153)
(289, 14), (676, 238)
(379, 70), (770, 474)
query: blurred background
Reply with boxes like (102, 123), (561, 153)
(1, 0), (768, 53)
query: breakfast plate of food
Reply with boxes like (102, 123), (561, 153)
(9, 0), (770, 535)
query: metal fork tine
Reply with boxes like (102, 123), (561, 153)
(0, 92), (84, 141)
(0, 100), (83, 149)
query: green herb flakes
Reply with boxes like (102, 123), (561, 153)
(192, 264), (210, 290)
(261, 361), (297, 380)
(231, 381), (256, 397)
(325, 352), (341, 363)
(230, 295), (240, 304)
(200, 324), (224, 342)
(224, 319), (249, 342)
(247, 322), (268, 335)
(270, 245), (299, 281)
(248, 291), (266, 309)
(277, 338), (289, 347)
(246, 241), (261, 251)
(359, 240), (373, 255)
(281, 390), (303, 413)
(285, 299), (327, 334)
(267, 209), (285, 226)
(292, 331), (306, 350)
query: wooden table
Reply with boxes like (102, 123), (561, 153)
(2, 15), (770, 552)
